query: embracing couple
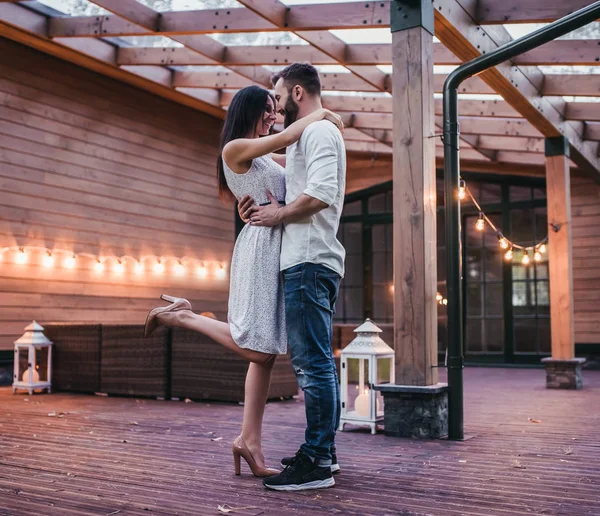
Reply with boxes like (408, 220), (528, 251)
(144, 63), (346, 491)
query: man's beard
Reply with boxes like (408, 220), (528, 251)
(283, 95), (299, 128)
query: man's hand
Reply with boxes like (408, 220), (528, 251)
(237, 194), (255, 223)
(248, 190), (284, 227)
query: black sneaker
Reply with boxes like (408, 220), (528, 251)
(264, 451), (334, 491)
(281, 447), (340, 474)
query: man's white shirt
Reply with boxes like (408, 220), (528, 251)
(280, 120), (347, 277)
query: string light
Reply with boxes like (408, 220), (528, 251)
(0, 245), (228, 280)
(458, 179), (548, 267)
(215, 264), (227, 280)
(497, 233), (509, 249)
(16, 248), (27, 265)
(43, 252), (54, 268)
(475, 213), (485, 231)
(458, 180), (466, 200)
(174, 261), (185, 276)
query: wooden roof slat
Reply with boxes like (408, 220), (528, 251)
(567, 102), (600, 122)
(476, 0), (597, 24)
(433, 0), (600, 178)
(115, 38), (600, 67)
(543, 74), (600, 96)
(46, 2), (392, 38)
(514, 40), (600, 66)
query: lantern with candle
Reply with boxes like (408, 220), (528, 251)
(339, 319), (394, 434)
(12, 321), (53, 395)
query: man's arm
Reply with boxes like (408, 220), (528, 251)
(247, 191), (326, 227)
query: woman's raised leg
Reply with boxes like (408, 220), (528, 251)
(157, 309), (274, 364)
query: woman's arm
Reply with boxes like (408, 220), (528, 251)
(223, 109), (343, 173)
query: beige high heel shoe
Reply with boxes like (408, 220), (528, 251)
(232, 436), (279, 478)
(143, 294), (192, 338)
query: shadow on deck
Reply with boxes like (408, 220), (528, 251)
(1, 368), (599, 516)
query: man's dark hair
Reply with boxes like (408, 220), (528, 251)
(271, 63), (321, 96)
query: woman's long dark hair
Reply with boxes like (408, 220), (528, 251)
(217, 85), (275, 202)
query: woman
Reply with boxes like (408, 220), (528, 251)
(144, 85), (343, 478)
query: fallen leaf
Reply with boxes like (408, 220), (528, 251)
(184, 398), (193, 403)
(528, 418), (542, 424)
(48, 411), (65, 418)
(217, 505), (257, 514)
(130, 422), (139, 426)
(458, 460), (467, 463)
(212, 437), (223, 442)
(512, 460), (526, 469)
(106, 511), (121, 516)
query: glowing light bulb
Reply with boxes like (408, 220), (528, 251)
(215, 265), (226, 280)
(389, 284), (395, 294)
(65, 255), (76, 269)
(114, 261), (125, 274)
(505, 249), (513, 261)
(135, 262), (144, 274)
(436, 293), (443, 302)
(154, 261), (164, 274)
(16, 249), (27, 265)
(522, 251), (530, 265)
(196, 265), (208, 279)
(475, 213), (485, 231)
(175, 262), (185, 276)
(534, 251), (542, 262)
(95, 260), (104, 272)
(539, 243), (547, 254)
(442, 299), (448, 306)
(458, 180), (466, 201)
(497, 233), (509, 249)
(43, 252), (54, 268)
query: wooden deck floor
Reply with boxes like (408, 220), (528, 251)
(1, 368), (599, 516)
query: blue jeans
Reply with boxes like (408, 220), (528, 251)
(283, 262), (341, 463)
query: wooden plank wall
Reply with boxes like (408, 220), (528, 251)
(571, 175), (600, 346)
(0, 38), (233, 351)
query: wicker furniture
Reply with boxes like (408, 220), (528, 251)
(43, 324), (102, 393)
(171, 328), (297, 402)
(101, 325), (171, 399)
(43, 324), (297, 401)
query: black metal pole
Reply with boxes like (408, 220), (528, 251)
(443, 1), (600, 441)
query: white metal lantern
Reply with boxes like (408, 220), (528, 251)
(339, 319), (394, 434)
(13, 321), (53, 395)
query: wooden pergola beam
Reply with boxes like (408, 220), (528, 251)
(476, 0), (596, 24)
(85, 0), (159, 31)
(108, 39), (600, 67)
(433, 0), (600, 178)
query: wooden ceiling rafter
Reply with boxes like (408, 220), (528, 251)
(0, 0), (599, 173)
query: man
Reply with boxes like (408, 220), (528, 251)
(238, 63), (346, 491)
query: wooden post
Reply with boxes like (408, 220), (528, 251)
(391, 1), (437, 386)
(545, 137), (575, 360)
